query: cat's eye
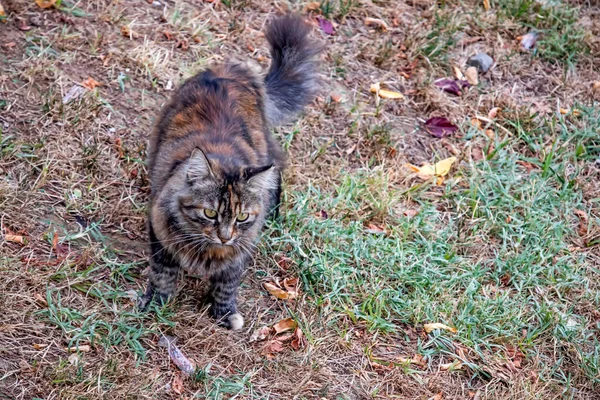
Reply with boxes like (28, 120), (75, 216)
(237, 213), (249, 222)
(204, 209), (218, 219)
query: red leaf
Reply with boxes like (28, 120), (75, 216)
(316, 17), (335, 35)
(424, 117), (458, 138)
(434, 79), (462, 96)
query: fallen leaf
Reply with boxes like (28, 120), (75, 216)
(364, 17), (388, 31)
(403, 209), (418, 218)
(283, 277), (299, 294)
(276, 255), (292, 270)
(452, 66), (465, 80)
(17, 18), (31, 31)
(3, 42), (16, 48)
(172, 373), (184, 395)
(423, 322), (457, 333)
(488, 107), (500, 119)
(273, 318), (297, 334)
(593, 81), (600, 91)
(464, 67), (478, 85)
(316, 16), (335, 35)
(366, 223), (386, 235)
(434, 78), (462, 96)
(5, 234), (26, 245)
(424, 117), (458, 138)
(330, 93), (342, 103)
(263, 282), (297, 300)
(0, 4), (6, 19)
(574, 209), (589, 237)
(304, 1), (321, 12)
(559, 108), (569, 115)
(163, 30), (174, 41)
(482, 0), (490, 10)
(520, 32), (538, 50)
(430, 393), (443, 400)
(35, 0), (57, 9)
(262, 339), (285, 357)
(290, 327), (305, 350)
(67, 344), (91, 352)
(34, 293), (48, 306)
(440, 360), (463, 370)
(485, 129), (495, 140)
(370, 82), (405, 99)
(407, 157), (457, 181)
(249, 326), (272, 342)
(68, 353), (79, 366)
(158, 335), (196, 376)
(120, 25), (139, 39)
(81, 77), (102, 90)
(33, 343), (47, 349)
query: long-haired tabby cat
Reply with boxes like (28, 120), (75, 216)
(138, 14), (320, 330)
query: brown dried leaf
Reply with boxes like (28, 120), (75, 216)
(290, 327), (305, 350)
(488, 107), (500, 119)
(364, 17), (388, 31)
(304, 1), (321, 12)
(273, 318), (297, 334)
(81, 77), (102, 90)
(263, 339), (285, 358)
(330, 93), (342, 103)
(172, 373), (184, 395)
(67, 344), (91, 352)
(365, 223), (386, 235)
(249, 326), (272, 342)
(464, 67), (478, 85)
(430, 393), (443, 400)
(574, 209), (589, 237)
(482, 0), (490, 10)
(5, 234), (26, 245)
(263, 282), (296, 300)
(33, 343), (47, 349)
(424, 322), (457, 333)
(440, 360), (463, 371)
(35, 0), (57, 9)
(283, 277), (299, 294)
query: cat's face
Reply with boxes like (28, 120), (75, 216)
(171, 149), (277, 255)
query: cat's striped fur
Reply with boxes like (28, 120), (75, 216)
(138, 14), (320, 329)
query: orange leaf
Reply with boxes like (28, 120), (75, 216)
(290, 327), (305, 350)
(81, 77), (102, 90)
(364, 17), (388, 31)
(172, 373), (184, 395)
(35, 0), (57, 9)
(283, 277), (299, 295)
(273, 318), (297, 334)
(5, 234), (26, 245)
(263, 282), (292, 300)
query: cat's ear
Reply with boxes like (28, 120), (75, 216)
(246, 165), (278, 192)
(187, 148), (214, 181)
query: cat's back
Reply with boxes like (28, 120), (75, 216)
(148, 61), (280, 194)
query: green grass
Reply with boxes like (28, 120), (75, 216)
(264, 109), (600, 385)
(495, 0), (589, 64)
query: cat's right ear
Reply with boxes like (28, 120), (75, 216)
(187, 148), (214, 181)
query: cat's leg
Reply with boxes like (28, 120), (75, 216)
(137, 223), (180, 311)
(208, 261), (244, 330)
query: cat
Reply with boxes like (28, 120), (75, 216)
(137, 14), (321, 330)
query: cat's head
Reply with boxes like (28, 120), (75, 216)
(157, 148), (278, 256)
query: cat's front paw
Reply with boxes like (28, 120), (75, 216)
(211, 305), (244, 330)
(137, 285), (170, 311)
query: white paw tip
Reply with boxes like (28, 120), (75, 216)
(229, 313), (244, 331)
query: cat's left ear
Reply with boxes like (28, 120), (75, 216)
(246, 165), (278, 192)
(187, 148), (214, 181)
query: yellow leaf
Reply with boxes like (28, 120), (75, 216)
(378, 89), (404, 99)
(81, 77), (102, 90)
(273, 318), (297, 334)
(483, 0), (490, 10)
(407, 157), (457, 180)
(370, 82), (404, 100)
(263, 282), (297, 300)
(424, 322), (458, 333)
(5, 234), (26, 245)
(35, 0), (57, 9)
(452, 66), (464, 80)
(0, 3), (6, 18)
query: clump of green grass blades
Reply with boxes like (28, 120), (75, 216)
(264, 108), (599, 385)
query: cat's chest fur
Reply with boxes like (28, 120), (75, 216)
(175, 246), (238, 277)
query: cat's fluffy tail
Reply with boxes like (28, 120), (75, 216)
(264, 14), (321, 127)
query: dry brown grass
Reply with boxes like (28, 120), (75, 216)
(1, 0), (599, 398)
